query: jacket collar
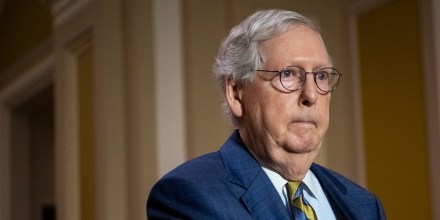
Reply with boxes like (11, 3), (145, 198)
(220, 131), (360, 219)
(220, 130), (290, 219)
(311, 163), (354, 219)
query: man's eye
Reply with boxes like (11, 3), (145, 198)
(281, 70), (293, 78)
(316, 71), (329, 81)
(281, 69), (301, 79)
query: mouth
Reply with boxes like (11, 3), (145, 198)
(291, 120), (317, 128)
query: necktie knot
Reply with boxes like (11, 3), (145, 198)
(286, 181), (317, 220)
(287, 181), (302, 200)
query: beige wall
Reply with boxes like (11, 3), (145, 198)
(183, 0), (232, 158)
(77, 46), (96, 220)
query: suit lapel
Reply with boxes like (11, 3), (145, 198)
(240, 171), (290, 219)
(311, 164), (357, 219)
(220, 131), (290, 219)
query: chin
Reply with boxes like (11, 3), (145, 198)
(284, 140), (320, 153)
(283, 145), (316, 154)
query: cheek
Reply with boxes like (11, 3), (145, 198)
(241, 88), (264, 122)
(243, 89), (290, 131)
(260, 94), (294, 129)
(268, 96), (292, 117)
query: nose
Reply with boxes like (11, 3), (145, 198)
(298, 74), (318, 106)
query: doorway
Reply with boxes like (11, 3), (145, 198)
(10, 85), (55, 220)
(0, 55), (55, 220)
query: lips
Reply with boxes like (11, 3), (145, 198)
(291, 119), (317, 128)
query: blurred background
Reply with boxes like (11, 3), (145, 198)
(0, 0), (439, 219)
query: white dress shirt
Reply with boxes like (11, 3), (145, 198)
(262, 167), (337, 220)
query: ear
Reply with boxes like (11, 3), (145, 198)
(225, 76), (243, 118)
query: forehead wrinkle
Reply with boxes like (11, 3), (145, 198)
(258, 26), (331, 70)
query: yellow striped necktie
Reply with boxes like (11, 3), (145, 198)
(287, 181), (317, 220)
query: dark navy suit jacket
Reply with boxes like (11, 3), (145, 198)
(147, 130), (386, 219)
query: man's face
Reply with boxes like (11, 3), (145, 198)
(237, 25), (331, 174)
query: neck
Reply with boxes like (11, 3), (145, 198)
(239, 129), (319, 181)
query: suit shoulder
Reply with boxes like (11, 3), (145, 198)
(147, 150), (248, 218)
(151, 151), (229, 196)
(312, 163), (376, 196)
(162, 151), (225, 180)
(311, 164), (386, 219)
(147, 151), (226, 204)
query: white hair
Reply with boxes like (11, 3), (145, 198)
(213, 9), (321, 126)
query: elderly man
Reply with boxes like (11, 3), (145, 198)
(147, 9), (386, 219)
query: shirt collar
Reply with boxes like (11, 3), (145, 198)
(302, 170), (318, 199)
(262, 166), (287, 194)
(262, 166), (318, 200)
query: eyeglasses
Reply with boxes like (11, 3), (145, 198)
(256, 66), (342, 92)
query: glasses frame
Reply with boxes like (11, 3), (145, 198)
(256, 65), (342, 92)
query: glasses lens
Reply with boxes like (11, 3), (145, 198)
(315, 68), (340, 92)
(280, 67), (304, 91)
